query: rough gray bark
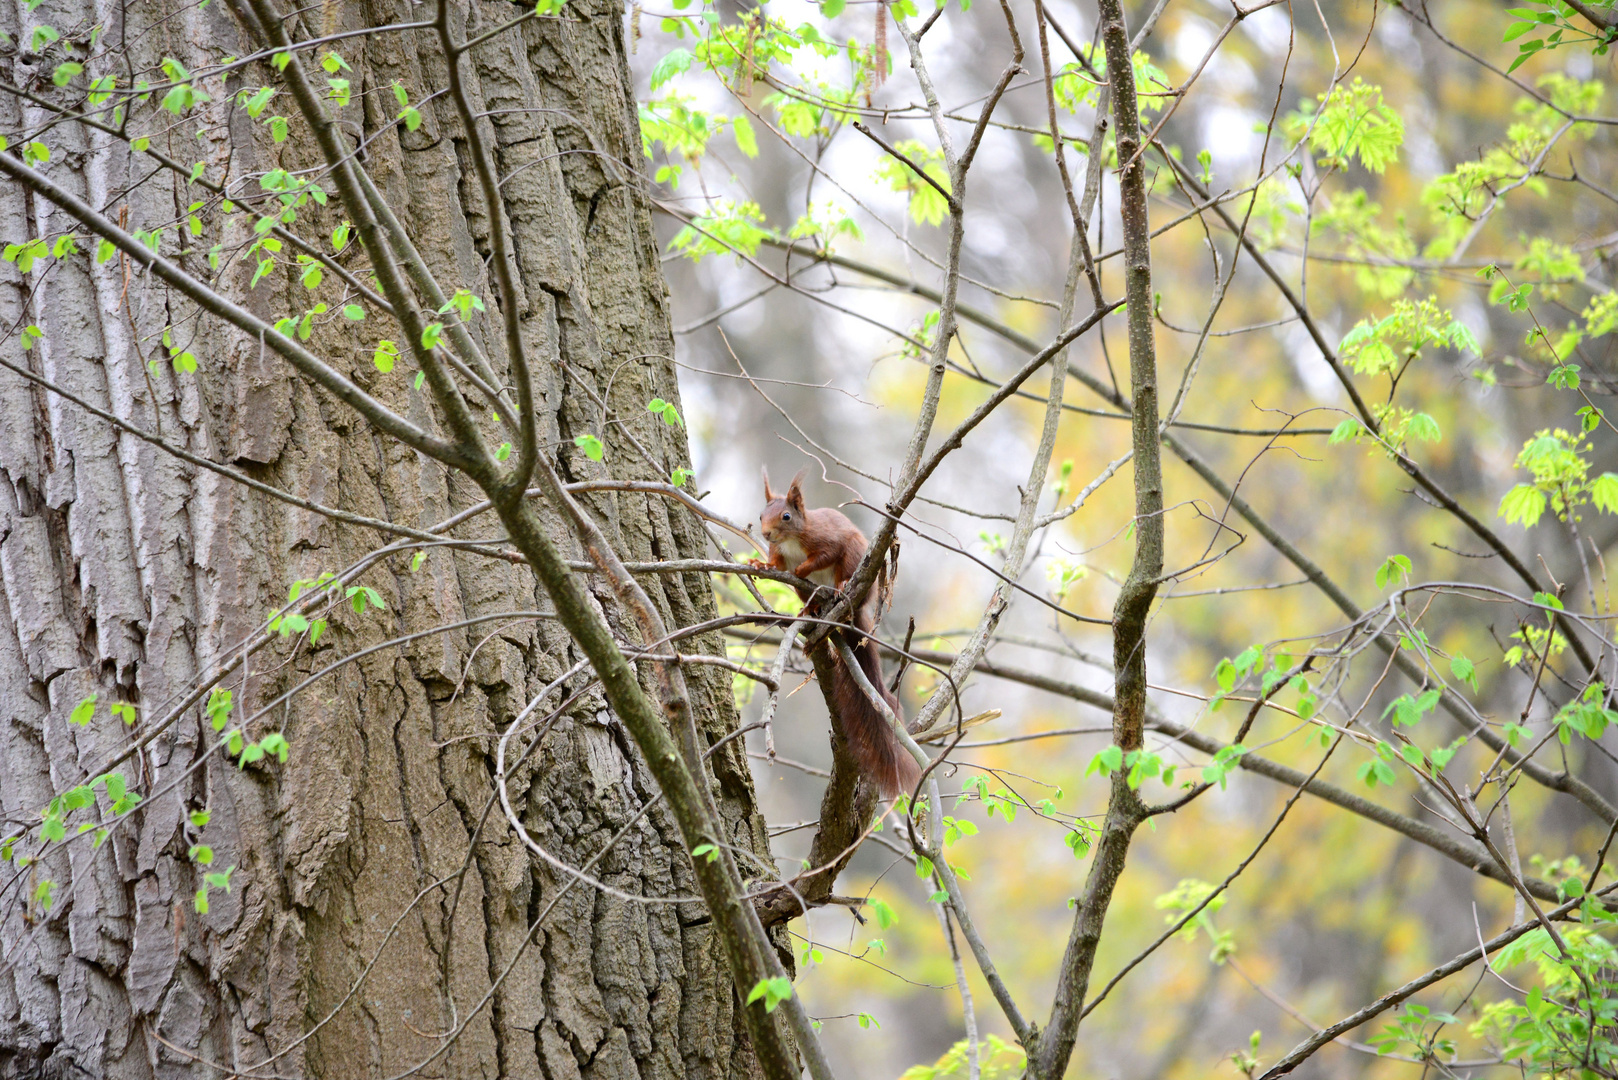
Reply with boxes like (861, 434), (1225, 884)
(0, 1), (773, 1077)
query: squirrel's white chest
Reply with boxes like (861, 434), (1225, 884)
(776, 537), (837, 586)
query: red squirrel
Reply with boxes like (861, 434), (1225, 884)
(755, 469), (921, 799)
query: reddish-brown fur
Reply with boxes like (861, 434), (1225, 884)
(757, 469), (921, 799)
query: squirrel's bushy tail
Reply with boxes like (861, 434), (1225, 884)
(831, 636), (922, 800)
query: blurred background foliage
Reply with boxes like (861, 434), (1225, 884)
(630, 0), (1615, 1073)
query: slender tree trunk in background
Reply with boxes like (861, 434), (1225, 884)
(0, 1), (771, 1077)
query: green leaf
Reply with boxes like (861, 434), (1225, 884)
(86, 60), (115, 93)
(438, 288), (486, 319)
(732, 113), (758, 158)
(573, 433), (604, 461)
(206, 688), (233, 732)
(1086, 744), (1124, 778)
(646, 398), (684, 427)
(1450, 654), (1478, 692)
(1499, 484), (1547, 527)
(1406, 412), (1441, 443)
(1201, 744), (1250, 789)
(69, 693), (98, 726)
(666, 197), (772, 257)
(161, 83), (210, 115)
(99, 772), (127, 802)
(420, 322), (444, 349)
(243, 85), (276, 118)
(650, 48), (693, 90)
(1374, 553), (1411, 590)
(3, 238), (48, 274)
(1549, 363), (1582, 389)
(1592, 473), (1618, 515)
(275, 611), (309, 638)
(373, 340), (398, 373)
(1357, 759), (1398, 788)
(259, 733), (290, 763)
(1429, 739), (1462, 770)
(745, 976), (794, 1013)
(1328, 418), (1362, 445)
(347, 585), (385, 614)
(869, 898), (898, 929)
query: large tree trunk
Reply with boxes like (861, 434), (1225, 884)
(0, 1), (771, 1077)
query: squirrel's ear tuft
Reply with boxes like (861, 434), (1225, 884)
(761, 467), (775, 503)
(786, 468), (809, 512)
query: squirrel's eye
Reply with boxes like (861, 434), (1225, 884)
(781, 511), (792, 522)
